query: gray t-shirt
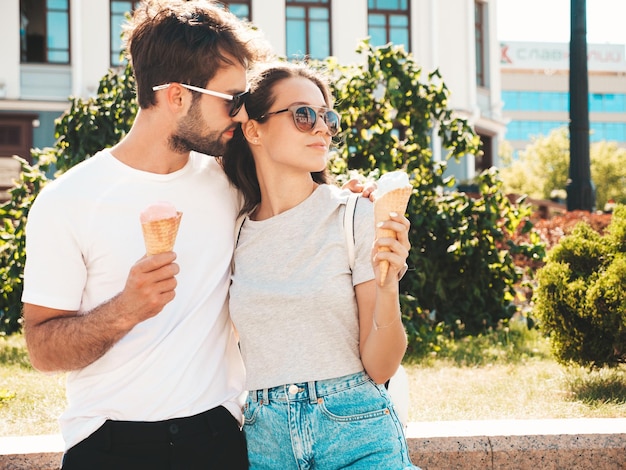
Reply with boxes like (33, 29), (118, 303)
(229, 184), (375, 391)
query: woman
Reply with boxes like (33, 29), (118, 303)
(221, 62), (418, 469)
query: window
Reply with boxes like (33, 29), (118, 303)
(110, 1), (141, 66)
(506, 120), (568, 141)
(502, 91), (555, 112)
(0, 114), (37, 160)
(286, 0), (331, 60)
(475, 134), (493, 173)
(368, 0), (410, 51)
(0, 114), (37, 201)
(590, 93), (626, 113)
(503, 91), (626, 113)
(110, 2), (251, 67)
(474, 1), (487, 87)
(544, 91), (569, 111)
(20, 0), (70, 64)
(590, 122), (626, 142)
(221, 1), (251, 20)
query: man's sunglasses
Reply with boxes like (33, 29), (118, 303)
(258, 105), (341, 136)
(152, 83), (249, 117)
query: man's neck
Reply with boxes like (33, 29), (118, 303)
(110, 111), (189, 174)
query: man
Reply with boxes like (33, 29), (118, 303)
(21, 1), (265, 467)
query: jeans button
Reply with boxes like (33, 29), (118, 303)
(288, 384), (299, 395)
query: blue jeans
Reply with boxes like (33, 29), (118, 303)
(243, 371), (419, 469)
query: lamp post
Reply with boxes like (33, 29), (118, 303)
(567, 0), (595, 211)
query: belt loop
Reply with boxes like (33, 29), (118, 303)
(250, 390), (258, 403)
(262, 388), (269, 405)
(307, 381), (318, 404)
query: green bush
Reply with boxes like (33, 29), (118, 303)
(535, 205), (626, 368)
(401, 168), (537, 336)
(0, 160), (49, 335)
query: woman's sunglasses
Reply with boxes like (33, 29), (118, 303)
(259, 105), (341, 136)
(152, 83), (249, 117)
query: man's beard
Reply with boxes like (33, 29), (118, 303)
(169, 101), (231, 156)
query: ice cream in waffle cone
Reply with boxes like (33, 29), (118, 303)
(373, 172), (412, 286)
(140, 202), (182, 255)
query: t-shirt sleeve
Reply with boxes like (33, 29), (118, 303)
(351, 197), (375, 286)
(21, 187), (87, 311)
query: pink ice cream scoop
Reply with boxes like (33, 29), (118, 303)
(140, 201), (179, 223)
(140, 202), (182, 255)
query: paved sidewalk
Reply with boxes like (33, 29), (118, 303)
(1, 418), (626, 469)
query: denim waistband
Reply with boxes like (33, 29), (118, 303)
(248, 370), (370, 405)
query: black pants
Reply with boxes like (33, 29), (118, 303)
(61, 406), (248, 470)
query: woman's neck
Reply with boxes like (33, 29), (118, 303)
(252, 170), (319, 221)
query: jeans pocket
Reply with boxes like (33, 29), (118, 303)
(318, 381), (390, 423)
(243, 398), (262, 425)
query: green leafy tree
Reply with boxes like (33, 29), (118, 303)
(535, 205), (626, 368)
(500, 127), (626, 209)
(324, 42), (479, 178)
(0, 160), (49, 334)
(324, 42), (540, 343)
(592, 140), (626, 210)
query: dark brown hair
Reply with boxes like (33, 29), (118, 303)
(123, 0), (267, 109)
(221, 62), (334, 216)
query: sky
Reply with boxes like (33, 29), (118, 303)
(497, 0), (626, 46)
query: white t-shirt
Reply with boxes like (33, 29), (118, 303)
(229, 184), (375, 391)
(22, 150), (245, 450)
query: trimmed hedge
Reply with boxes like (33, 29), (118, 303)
(535, 205), (625, 368)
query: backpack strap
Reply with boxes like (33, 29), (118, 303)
(230, 213), (247, 274)
(343, 194), (359, 271)
(234, 213), (246, 245)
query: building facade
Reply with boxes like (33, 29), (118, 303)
(500, 40), (626, 154)
(0, 0), (503, 191)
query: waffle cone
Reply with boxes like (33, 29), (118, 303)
(374, 186), (412, 285)
(141, 212), (182, 256)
